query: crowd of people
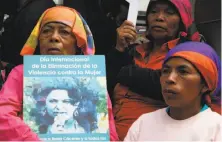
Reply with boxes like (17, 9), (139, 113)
(0, 0), (221, 141)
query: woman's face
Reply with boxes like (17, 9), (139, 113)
(160, 57), (207, 108)
(45, 89), (79, 120)
(147, 1), (181, 41)
(39, 22), (77, 55)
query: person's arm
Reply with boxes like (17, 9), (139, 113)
(116, 65), (164, 101)
(106, 20), (136, 98)
(0, 65), (40, 141)
(106, 47), (133, 98)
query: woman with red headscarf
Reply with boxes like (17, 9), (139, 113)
(106, 0), (203, 140)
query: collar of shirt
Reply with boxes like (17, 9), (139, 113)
(135, 38), (180, 59)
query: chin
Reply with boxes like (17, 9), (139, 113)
(152, 35), (168, 40)
(147, 33), (168, 41)
(47, 51), (64, 55)
(164, 98), (180, 107)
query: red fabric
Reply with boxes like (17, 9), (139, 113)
(211, 103), (222, 115)
(134, 39), (179, 69)
(107, 94), (119, 141)
(147, 0), (200, 41)
(0, 65), (118, 141)
(171, 0), (193, 32)
(170, 0), (200, 41)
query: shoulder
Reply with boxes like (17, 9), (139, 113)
(198, 109), (222, 140)
(5, 64), (24, 82)
(199, 109), (222, 127)
(135, 108), (167, 125)
(204, 109), (221, 120)
(127, 108), (167, 135)
(11, 65), (23, 75)
(207, 109), (222, 123)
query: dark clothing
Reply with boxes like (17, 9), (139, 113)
(106, 47), (133, 98)
(0, 0), (18, 15)
(63, 0), (88, 21)
(64, 0), (118, 55)
(1, 0), (56, 65)
(116, 65), (163, 101)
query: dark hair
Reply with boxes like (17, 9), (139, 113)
(34, 87), (80, 105)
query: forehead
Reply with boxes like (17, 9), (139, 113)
(42, 22), (71, 29)
(46, 89), (70, 100)
(149, 1), (177, 10)
(164, 57), (197, 69)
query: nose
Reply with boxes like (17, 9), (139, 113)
(54, 101), (65, 110)
(156, 12), (165, 22)
(165, 71), (177, 84)
(50, 30), (60, 43)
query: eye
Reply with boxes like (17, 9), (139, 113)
(49, 99), (58, 103)
(166, 9), (176, 15)
(63, 100), (72, 104)
(161, 68), (170, 75)
(40, 28), (53, 37)
(149, 8), (158, 14)
(41, 28), (51, 34)
(60, 30), (71, 36)
(178, 69), (189, 75)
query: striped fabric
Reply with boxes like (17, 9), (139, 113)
(20, 6), (95, 56)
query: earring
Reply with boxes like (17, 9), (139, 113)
(42, 107), (47, 116)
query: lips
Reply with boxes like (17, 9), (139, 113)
(151, 25), (167, 31)
(47, 47), (62, 54)
(48, 47), (61, 52)
(162, 88), (178, 97)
